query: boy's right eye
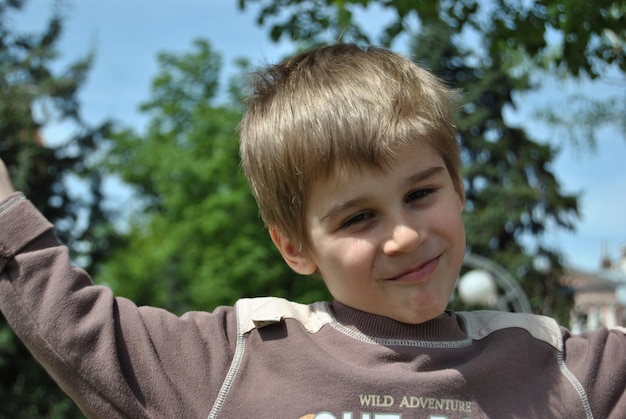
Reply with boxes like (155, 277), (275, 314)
(340, 212), (374, 230)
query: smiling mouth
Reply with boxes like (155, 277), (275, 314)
(386, 255), (441, 284)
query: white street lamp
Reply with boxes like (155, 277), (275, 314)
(458, 269), (498, 307)
(457, 253), (532, 313)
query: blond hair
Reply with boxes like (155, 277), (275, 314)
(239, 44), (462, 248)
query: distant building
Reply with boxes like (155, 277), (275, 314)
(562, 246), (626, 333)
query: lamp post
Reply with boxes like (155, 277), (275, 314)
(457, 253), (532, 313)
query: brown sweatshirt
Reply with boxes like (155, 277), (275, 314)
(0, 192), (625, 419)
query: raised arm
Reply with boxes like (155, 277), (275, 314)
(0, 158), (16, 201)
(0, 158), (237, 418)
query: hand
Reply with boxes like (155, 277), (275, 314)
(0, 159), (16, 201)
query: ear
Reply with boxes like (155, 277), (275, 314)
(269, 226), (317, 275)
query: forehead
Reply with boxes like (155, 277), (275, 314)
(306, 143), (445, 205)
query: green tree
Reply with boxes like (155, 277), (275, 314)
(98, 39), (330, 313)
(239, 0), (624, 76)
(0, 0), (114, 416)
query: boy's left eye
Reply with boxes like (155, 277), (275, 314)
(339, 212), (374, 230)
(405, 188), (434, 203)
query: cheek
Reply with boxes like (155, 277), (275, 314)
(344, 239), (377, 267)
(437, 209), (466, 264)
(318, 238), (377, 272)
(445, 212), (465, 238)
(432, 203), (465, 235)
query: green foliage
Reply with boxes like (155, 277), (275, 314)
(0, 324), (84, 418)
(99, 39), (330, 313)
(0, 1), (118, 270)
(239, 0), (625, 77)
(536, 93), (626, 152)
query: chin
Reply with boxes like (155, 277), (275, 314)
(394, 308), (445, 325)
(397, 295), (449, 323)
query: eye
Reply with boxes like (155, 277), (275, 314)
(340, 212), (375, 230)
(405, 188), (435, 203)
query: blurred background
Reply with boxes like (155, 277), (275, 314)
(1, 0), (625, 416)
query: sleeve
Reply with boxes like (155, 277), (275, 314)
(562, 325), (626, 418)
(0, 193), (239, 419)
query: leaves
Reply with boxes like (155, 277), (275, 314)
(240, 0), (625, 76)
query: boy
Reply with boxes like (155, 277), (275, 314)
(0, 44), (624, 418)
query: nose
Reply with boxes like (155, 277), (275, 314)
(382, 222), (424, 255)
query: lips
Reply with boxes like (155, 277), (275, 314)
(386, 255), (440, 284)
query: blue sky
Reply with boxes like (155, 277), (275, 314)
(14, 0), (626, 273)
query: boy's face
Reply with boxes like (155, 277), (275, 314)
(272, 143), (466, 325)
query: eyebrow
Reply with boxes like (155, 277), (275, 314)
(405, 166), (446, 185)
(319, 165), (446, 223)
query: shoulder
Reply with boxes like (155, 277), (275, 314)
(234, 297), (334, 334)
(610, 326), (626, 334)
(456, 310), (563, 350)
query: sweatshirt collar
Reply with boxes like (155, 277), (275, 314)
(329, 301), (469, 343)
